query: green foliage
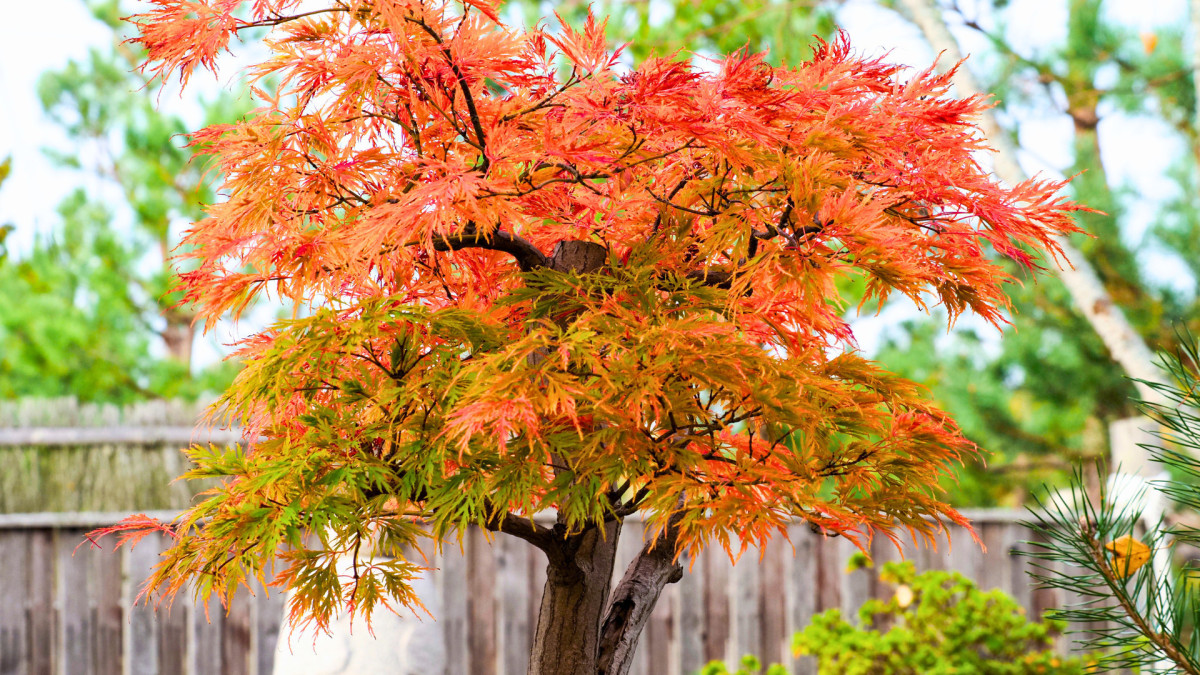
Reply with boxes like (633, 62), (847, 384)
(791, 561), (1088, 675)
(1025, 332), (1200, 673)
(0, 0), (251, 402)
(699, 654), (789, 675)
(0, 191), (240, 402)
(699, 560), (1088, 675)
(0, 156), (13, 263)
(875, 306), (1127, 506)
(1, 192), (157, 401)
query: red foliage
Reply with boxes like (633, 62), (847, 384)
(80, 513), (178, 552)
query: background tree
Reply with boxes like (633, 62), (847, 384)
(95, 1), (1084, 674)
(0, 0), (248, 402)
(871, 0), (1200, 503)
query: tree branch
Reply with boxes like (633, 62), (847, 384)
(433, 227), (550, 271)
(406, 16), (490, 172)
(596, 513), (684, 675)
(484, 509), (556, 551)
(684, 268), (734, 289)
(1082, 527), (1200, 672)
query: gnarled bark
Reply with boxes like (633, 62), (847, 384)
(597, 517), (683, 675)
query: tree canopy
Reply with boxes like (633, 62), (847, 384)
(100, 0), (1085, 671)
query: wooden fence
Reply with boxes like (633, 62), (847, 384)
(0, 399), (221, 514)
(0, 509), (1091, 675)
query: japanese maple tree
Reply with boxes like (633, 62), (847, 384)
(107, 1), (1085, 673)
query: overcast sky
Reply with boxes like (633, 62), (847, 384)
(0, 0), (1191, 363)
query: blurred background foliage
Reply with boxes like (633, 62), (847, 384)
(3, 0), (1198, 507)
(869, 0), (1200, 505)
(0, 0), (248, 403)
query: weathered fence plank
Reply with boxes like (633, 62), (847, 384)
(127, 536), (159, 675)
(92, 533), (123, 675)
(0, 532), (27, 675)
(730, 545), (760, 664)
(497, 534), (530, 675)
(438, 541), (469, 675)
(223, 592), (252, 675)
(786, 522), (818, 675)
(193, 596), (224, 675)
(758, 537), (787, 667)
(703, 541), (733, 663)
(255, 581), (285, 675)
(677, 549), (706, 674)
(28, 530), (54, 675)
(466, 526), (497, 675)
(60, 530), (93, 675)
(647, 579), (675, 674)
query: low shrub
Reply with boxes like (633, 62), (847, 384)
(700, 558), (1091, 675)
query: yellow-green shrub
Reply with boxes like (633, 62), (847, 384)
(701, 559), (1091, 675)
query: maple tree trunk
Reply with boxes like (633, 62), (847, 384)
(526, 239), (685, 675)
(529, 520), (622, 675)
(528, 239), (618, 675)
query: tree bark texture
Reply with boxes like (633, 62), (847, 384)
(527, 239), (619, 675)
(162, 316), (195, 368)
(528, 520), (623, 675)
(596, 519), (684, 675)
(549, 240), (609, 274)
(896, 0), (1171, 409)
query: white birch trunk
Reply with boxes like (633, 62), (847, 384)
(1192, 0), (1200, 135)
(895, 0), (1171, 408)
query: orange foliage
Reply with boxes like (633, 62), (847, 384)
(102, 0), (1086, 628)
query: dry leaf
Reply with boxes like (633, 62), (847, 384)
(1140, 32), (1159, 54)
(1105, 534), (1151, 578)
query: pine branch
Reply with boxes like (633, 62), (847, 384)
(1023, 333), (1200, 673)
(1078, 524), (1200, 673)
